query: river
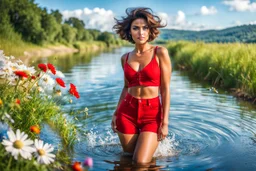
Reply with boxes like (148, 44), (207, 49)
(33, 47), (256, 171)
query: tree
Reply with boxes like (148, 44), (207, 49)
(62, 24), (77, 43)
(41, 8), (62, 43)
(50, 9), (62, 24)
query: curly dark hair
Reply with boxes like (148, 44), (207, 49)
(113, 7), (166, 44)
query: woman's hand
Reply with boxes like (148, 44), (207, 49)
(158, 122), (168, 141)
(111, 115), (117, 133)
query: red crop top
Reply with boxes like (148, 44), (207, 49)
(124, 46), (161, 87)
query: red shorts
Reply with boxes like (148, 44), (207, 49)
(116, 93), (163, 134)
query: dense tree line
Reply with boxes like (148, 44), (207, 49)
(0, 0), (124, 46)
(158, 25), (256, 43)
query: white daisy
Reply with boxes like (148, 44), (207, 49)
(34, 139), (55, 164)
(38, 74), (55, 94)
(1, 129), (35, 160)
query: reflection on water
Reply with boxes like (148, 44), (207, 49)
(105, 155), (165, 171)
(27, 47), (256, 170)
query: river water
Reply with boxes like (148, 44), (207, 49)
(34, 47), (256, 171)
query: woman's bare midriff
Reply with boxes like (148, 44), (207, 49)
(128, 86), (160, 99)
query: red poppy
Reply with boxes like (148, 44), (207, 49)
(72, 162), (83, 171)
(47, 63), (56, 75)
(56, 78), (66, 87)
(14, 71), (28, 78)
(38, 63), (47, 72)
(69, 83), (80, 99)
(16, 99), (20, 105)
(30, 125), (40, 134)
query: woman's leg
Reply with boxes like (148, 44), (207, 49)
(117, 132), (139, 153)
(132, 132), (159, 163)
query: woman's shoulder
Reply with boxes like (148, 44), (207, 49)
(120, 52), (129, 66)
(155, 46), (169, 59)
(121, 52), (129, 61)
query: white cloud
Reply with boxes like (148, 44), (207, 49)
(176, 10), (186, 24)
(62, 7), (115, 32)
(231, 20), (256, 27)
(200, 6), (218, 15)
(222, 0), (256, 12)
(158, 11), (221, 31)
(249, 20), (256, 24)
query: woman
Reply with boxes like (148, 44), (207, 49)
(112, 7), (172, 164)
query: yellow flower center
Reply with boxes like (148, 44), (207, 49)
(13, 140), (24, 149)
(38, 149), (45, 156)
(11, 66), (17, 71)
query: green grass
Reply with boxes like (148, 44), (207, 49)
(167, 41), (256, 99)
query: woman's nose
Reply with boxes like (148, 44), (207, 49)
(139, 28), (144, 35)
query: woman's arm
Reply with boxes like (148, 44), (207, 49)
(113, 53), (129, 115)
(111, 53), (129, 132)
(157, 46), (172, 140)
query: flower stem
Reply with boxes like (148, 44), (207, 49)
(7, 156), (12, 170)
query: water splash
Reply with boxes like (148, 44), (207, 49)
(85, 128), (178, 158)
(154, 133), (178, 157)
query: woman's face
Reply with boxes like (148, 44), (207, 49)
(130, 18), (150, 44)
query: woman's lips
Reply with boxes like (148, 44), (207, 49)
(138, 37), (145, 40)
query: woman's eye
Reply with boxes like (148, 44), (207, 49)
(143, 27), (149, 30)
(133, 27), (138, 30)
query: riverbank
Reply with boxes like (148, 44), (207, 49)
(0, 37), (118, 65)
(166, 41), (256, 104)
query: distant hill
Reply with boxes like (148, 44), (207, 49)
(158, 24), (256, 43)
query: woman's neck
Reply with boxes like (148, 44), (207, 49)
(134, 43), (153, 54)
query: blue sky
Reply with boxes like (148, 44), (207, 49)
(35, 0), (256, 31)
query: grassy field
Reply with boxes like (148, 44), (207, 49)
(167, 41), (256, 102)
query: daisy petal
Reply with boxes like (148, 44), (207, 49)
(23, 139), (33, 146)
(7, 130), (16, 142)
(39, 140), (44, 149)
(2, 140), (12, 146)
(5, 146), (14, 152)
(23, 146), (36, 153)
(16, 129), (21, 140)
(20, 133), (28, 142)
(42, 156), (50, 165)
(46, 153), (56, 158)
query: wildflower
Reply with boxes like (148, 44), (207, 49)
(72, 161), (83, 171)
(14, 71), (28, 79)
(34, 139), (55, 164)
(38, 63), (47, 72)
(47, 63), (56, 75)
(38, 75), (55, 94)
(56, 78), (66, 88)
(0, 99), (3, 106)
(69, 83), (80, 98)
(2, 129), (35, 160)
(30, 125), (40, 134)
(15, 99), (20, 105)
(84, 157), (93, 168)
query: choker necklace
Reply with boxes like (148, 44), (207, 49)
(134, 47), (153, 54)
